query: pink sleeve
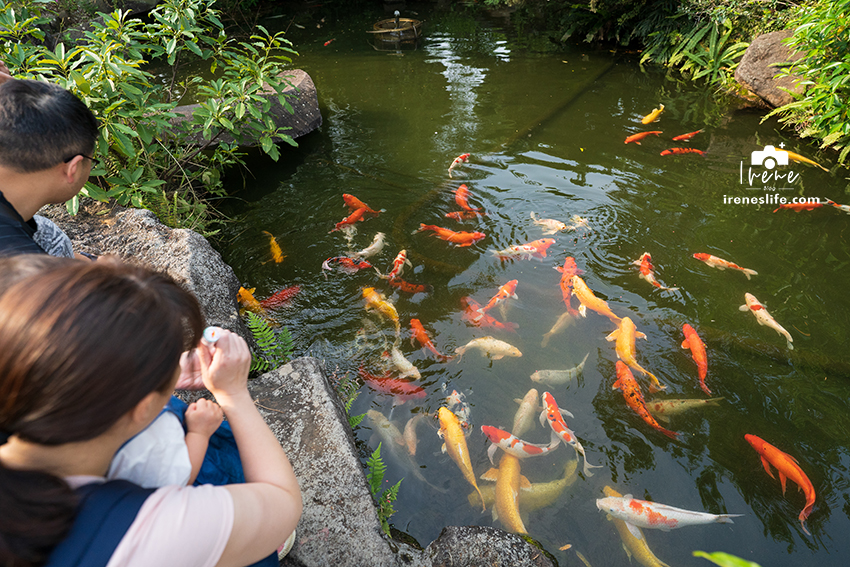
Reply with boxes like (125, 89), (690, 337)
(106, 484), (234, 567)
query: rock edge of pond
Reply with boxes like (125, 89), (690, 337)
(41, 201), (556, 567)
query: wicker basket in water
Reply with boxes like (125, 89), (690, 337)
(367, 17), (422, 42)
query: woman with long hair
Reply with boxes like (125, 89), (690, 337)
(0, 257), (302, 567)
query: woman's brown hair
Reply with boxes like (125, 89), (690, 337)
(0, 257), (204, 566)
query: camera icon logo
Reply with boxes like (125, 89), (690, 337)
(751, 145), (789, 170)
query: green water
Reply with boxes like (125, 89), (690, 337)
(217, 6), (850, 566)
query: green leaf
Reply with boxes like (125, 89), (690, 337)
(693, 551), (762, 567)
(65, 195), (80, 216)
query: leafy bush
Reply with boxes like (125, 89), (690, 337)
(766, 0), (850, 165)
(0, 0), (298, 232)
(245, 311), (294, 373)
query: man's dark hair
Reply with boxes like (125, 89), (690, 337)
(0, 79), (99, 173)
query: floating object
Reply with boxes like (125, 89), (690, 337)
(367, 11), (423, 42)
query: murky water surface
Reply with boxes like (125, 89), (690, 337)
(216, 6), (850, 566)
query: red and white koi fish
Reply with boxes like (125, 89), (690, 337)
(641, 104), (664, 124)
(445, 210), (486, 221)
(739, 292), (793, 350)
(596, 495), (741, 537)
(448, 153), (470, 178)
(660, 147), (705, 156)
(612, 361), (679, 439)
(671, 129), (704, 141)
(454, 183), (481, 211)
(826, 199), (850, 214)
(410, 318), (452, 361)
(388, 278), (432, 294)
(331, 207), (368, 232)
(323, 38), (335, 46)
(530, 212), (567, 234)
(460, 297), (519, 333)
(539, 391), (600, 477)
(745, 433), (816, 535)
(322, 256), (377, 276)
(479, 280), (518, 315)
(446, 389), (472, 430)
(554, 257), (582, 315)
(681, 324), (709, 394)
(624, 131), (662, 145)
(358, 365), (425, 401)
(414, 224), (486, 247)
(693, 253), (758, 280)
(632, 252), (678, 291)
(481, 425), (559, 465)
(491, 238), (555, 261)
(773, 202), (823, 213)
(385, 249), (412, 280)
(352, 232), (385, 259)
(259, 285), (300, 309)
(342, 193), (384, 215)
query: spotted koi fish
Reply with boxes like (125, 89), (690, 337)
(539, 391), (600, 477)
(660, 147), (705, 156)
(448, 153), (470, 178)
(481, 425), (559, 465)
(596, 495), (741, 538)
(612, 361), (679, 439)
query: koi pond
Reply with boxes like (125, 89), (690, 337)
(216, 6), (850, 566)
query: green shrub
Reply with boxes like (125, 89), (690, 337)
(0, 0), (298, 232)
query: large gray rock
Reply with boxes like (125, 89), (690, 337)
(734, 30), (805, 108)
(171, 69), (322, 145)
(38, 201), (247, 340)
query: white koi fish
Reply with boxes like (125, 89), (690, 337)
(596, 495), (742, 538)
(445, 389), (472, 430)
(455, 336), (522, 361)
(739, 292), (793, 350)
(530, 212), (567, 235)
(530, 353), (589, 386)
(383, 346), (421, 379)
(481, 425), (559, 465)
(512, 388), (540, 438)
(353, 232), (386, 259)
(541, 311), (575, 348)
(490, 238), (555, 261)
(693, 253), (757, 279)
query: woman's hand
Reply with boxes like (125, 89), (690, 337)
(196, 329), (251, 399)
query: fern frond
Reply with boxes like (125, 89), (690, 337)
(366, 443), (386, 496)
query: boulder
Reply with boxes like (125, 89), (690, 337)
(171, 69), (322, 145)
(37, 201), (247, 340)
(734, 30), (805, 108)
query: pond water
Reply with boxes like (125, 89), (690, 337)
(216, 6), (850, 566)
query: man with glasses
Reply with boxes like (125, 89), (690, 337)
(0, 69), (100, 258)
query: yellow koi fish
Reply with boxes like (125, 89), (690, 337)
(641, 104), (664, 124)
(606, 316), (665, 392)
(362, 286), (400, 334)
(479, 453), (529, 533)
(471, 459), (577, 513)
(262, 230), (286, 264)
(782, 149), (829, 172)
(237, 286), (264, 313)
(601, 486), (671, 567)
(571, 276), (622, 324)
(438, 407), (485, 511)
(646, 397), (724, 424)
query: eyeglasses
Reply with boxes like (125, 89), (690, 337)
(63, 154), (100, 168)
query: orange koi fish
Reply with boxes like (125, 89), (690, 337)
(672, 129), (704, 141)
(342, 193), (384, 215)
(259, 285), (300, 309)
(414, 224), (486, 247)
(745, 434), (816, 535)
(388, 278), (432, 294)
(358, 365), (425, 401)
(261, 230), (286, 263)
(491, 238), (555, 261)
(331, 207), (368, 232)
(454, 183), (481, 212)
(554, 257), (582, 316)
(385, 249), (412, 280)
(237, 286), (264, 313)
(612, 361), (679, 439)
(606, 316), (665, 393)
(571, 275), (621, 324)
(448, 153), (470, 178)
(773, 202), (823, 213)
(322, 256), (376, 275)
(460, 297), (519, 333)
(410, 318), (451, 361)
(641, 104), (664, 124)
(481, 425), (559, 465)
(445, 210), (486, 221)
(681, 324), (709, 394)
(632, 252), (678, 291)
(539, 392), (600, 477)
(323, 38), (335, 46)
(479, 280), (518, 315)
(660, 147), (705, 156)
(693, 253), (758, 279)
(624, 131), (662, 145)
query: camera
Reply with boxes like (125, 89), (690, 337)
(751, 145), (789, 170)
